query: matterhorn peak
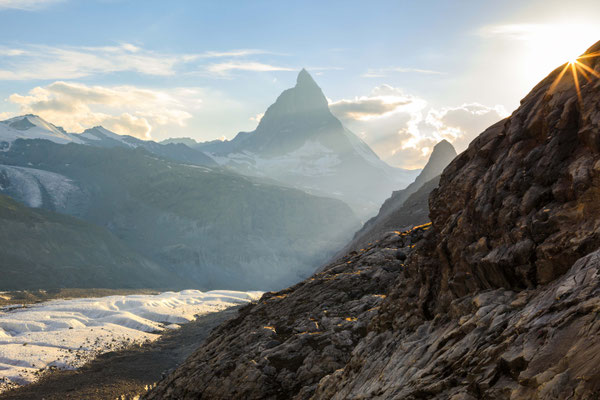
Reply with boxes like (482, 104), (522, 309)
(296, 68), (318, 88)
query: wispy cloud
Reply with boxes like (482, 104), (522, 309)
(362, 67), (444, 78)
(0, 0), (63, 10)
(0, 43), (188, 80)
(205, 61), (295, 76)
(0, 44), (288, 80)
(196, 49), (282, 58)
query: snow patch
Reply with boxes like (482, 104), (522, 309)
(0, 165), (78, 209)
(214, 140), (341, 177)
(0, 116), (82, 145)
(78, 126), (136, 147)
(0, 289), (262, 392)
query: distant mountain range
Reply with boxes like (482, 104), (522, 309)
(0, 115), (360, 290)
(165, 69), (419, 218)
(0, 115), (216, 167)
(0, 70), (431, 291)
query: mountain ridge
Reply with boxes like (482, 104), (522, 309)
(335, 139), (457, 257)
(0, 138), (359, 290)
(0, 115), (216, 167)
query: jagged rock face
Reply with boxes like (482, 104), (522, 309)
(314, 249), (600, 399)
(430, 41), (600, 295)
(311, 40), (600, 399)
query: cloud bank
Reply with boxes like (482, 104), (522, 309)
(330, 85), (508, 169)
(9, 81), (200, 139)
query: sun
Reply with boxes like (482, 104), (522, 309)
(549, 50), (600, 104)
(510, 22), (600, 92)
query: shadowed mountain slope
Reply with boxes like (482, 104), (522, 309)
(0, 194), (181, 290)
(338, 140), (456, 256)
(0, 140), (359, 290)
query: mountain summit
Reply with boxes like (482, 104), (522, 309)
(198, 69), (418, 218)
(415, 139), (456, 185)
(338, 139), (457, 255)
(0, 114), (81, 145)
(236, 69), (337, 155)
(296, 67), (318, 87)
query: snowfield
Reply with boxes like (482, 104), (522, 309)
(213, 141), (342, 178)
(0, 165), (79, 209)
(0, 290), (262, 393)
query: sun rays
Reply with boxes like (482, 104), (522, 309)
(549, 52), (600, 103)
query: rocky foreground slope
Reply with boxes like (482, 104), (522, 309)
(147, 41), (600, 399)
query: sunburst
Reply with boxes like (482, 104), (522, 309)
(549, 52), (600, 104)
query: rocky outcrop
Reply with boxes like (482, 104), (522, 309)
(378, 139), (456, 222)
(314, 248), (600, 399)
(146, 40), (600, 399)
(430, 43), (600, 293)
(391, 139), (457, 206)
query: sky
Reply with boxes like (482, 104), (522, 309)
(1, 0), (599, 168)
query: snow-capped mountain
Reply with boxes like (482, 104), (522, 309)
(0, 114), (83, 147)
(0, 115), (215, 166)
(79, 125), (137, 146)
(195, 69), (419, 218)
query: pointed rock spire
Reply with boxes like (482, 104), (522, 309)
(296, 68), (319, 88)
